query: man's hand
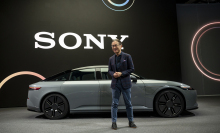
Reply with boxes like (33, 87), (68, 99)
(113, 72), (122, 78)
(113, 72), (118, 78)
(117, 72), (122, 77)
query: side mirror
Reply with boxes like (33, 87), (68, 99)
(130, 75), (137, 82)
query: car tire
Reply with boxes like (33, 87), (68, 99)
(42, 94), (69, 119)
(154, 90), (185, 118)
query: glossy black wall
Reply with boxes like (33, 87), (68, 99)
(0, 0), (180, 107)
(176, 4), (220, 95)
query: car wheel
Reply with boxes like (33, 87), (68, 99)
(155, 90), (185, 118)
(42, 94), (69, 119)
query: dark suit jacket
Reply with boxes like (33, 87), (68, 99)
(108, 51), (134, 89)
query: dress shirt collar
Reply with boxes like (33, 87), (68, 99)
(115, 51), (122, 57)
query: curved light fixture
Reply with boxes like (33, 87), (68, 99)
(191, 22), (220, 81)
(102, 0), (135, 11)
(108, 0), (129, 7)
(0, 71), (45, 89)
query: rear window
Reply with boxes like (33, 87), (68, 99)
(43, 70), (71, 81)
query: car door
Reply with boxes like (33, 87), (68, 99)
(98, 67), (146, 111)
(61, 68), (100, 111)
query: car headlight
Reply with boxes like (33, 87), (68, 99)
(179, 85), (194, 90)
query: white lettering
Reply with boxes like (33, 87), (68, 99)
(34, 32), (55, 49)
(107, 35), (129, 49)
(84, 34), (106, 49)
(59, 33), (82, 49)
(34, 32), (129, 50)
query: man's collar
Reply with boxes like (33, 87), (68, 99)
(115, 51), (123, 57)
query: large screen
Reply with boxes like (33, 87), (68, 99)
(0, 0), (180, 107)
(176, 4), (220, 95)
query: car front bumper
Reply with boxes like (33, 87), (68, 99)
(183, 90), (199, 110)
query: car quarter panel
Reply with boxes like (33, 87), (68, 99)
(140, 79), (198, 110)
(27, 81), (64, 112)
(141, 80), (170, 110)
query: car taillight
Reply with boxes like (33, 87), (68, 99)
(29, 87), (41, 90)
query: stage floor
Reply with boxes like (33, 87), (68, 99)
(0, 96), (220, 133)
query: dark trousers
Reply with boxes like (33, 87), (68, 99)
(111, 80), (134, 122)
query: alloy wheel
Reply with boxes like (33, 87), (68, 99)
(155, 90), (184, 117)
(42, 94), (68, 119)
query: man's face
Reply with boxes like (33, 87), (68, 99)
(111, 41), (122, 54)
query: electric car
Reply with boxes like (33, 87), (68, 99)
(27, 65), (198, 119)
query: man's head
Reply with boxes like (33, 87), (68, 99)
(111, 39), (122, 55)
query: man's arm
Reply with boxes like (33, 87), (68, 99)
(121, 54), (134, 77)
(108, 57), (114, 77)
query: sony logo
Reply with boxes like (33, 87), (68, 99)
(34, 32), (129, 49)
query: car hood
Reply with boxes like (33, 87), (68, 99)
(140, 79), (189, 87)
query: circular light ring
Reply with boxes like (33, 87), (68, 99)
(108, 0), (129, 7)
(191, 22), (220, 81)
(0, 71), (45, 89)
(102, 0), (135, 11)
(196, 27), (220, 76)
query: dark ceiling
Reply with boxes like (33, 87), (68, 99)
(176, 0), (220, 4)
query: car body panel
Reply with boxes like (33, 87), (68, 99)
(61, 81), (100, 111)
(98, 80), (146, 111)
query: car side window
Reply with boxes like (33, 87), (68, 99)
(70, 68), (96, 80)
(100, 68), (111, 80)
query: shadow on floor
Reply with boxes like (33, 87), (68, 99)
(35, 110), (195, 119)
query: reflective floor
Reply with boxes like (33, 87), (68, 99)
(0, 96), (220, 133)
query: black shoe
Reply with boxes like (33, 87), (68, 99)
(129, 121), (137, 128)
(112, 122), (117, 130)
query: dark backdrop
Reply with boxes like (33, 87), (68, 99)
(0, 0), (180, 107)
(176, 4), (220, 95)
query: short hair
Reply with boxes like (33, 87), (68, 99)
(112, 39), (122, 45)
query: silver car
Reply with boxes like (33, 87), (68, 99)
(27, 65), (198, 119)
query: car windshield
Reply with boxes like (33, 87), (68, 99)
(131, 73), (146, 79)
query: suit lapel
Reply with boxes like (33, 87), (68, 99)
(112, 55), (116, 72)
(112, 51), (124, 72)
(120, 51), (125, 66)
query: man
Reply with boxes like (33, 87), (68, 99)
(108, 39), (137, 130)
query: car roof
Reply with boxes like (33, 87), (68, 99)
(72, 65), (108, 71)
